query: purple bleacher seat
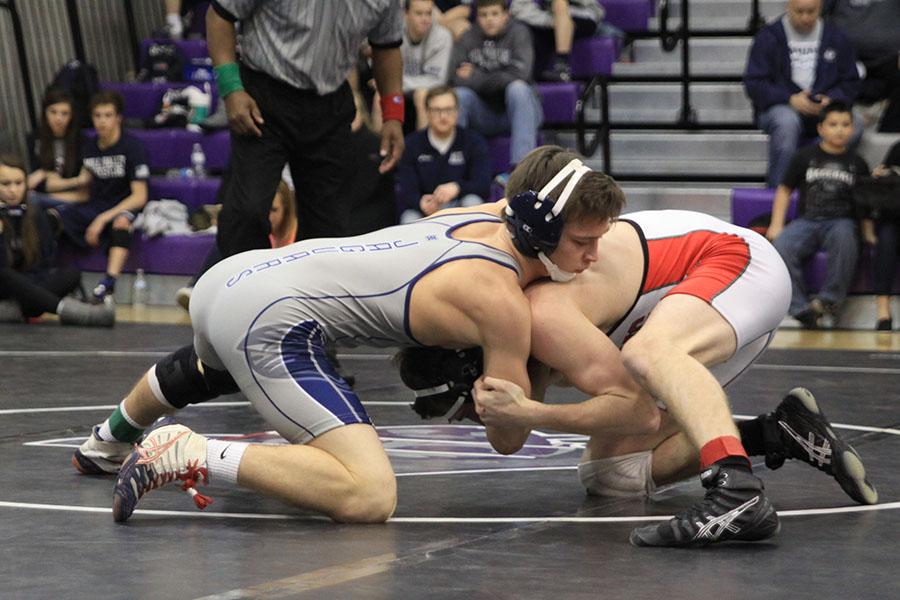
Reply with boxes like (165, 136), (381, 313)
(149, 176), (221, 211)
(101, 81), (218, 121)
(199, 129), (231, 170)
(487, 134), (544, 174)
(129, 129), (203, 170)
(537, 82), (580, 124)
(730, 188), (798, 228)
(570, 36), (618, 78)
(61, 233), (215, 276)
(730, 188), (900, 294)
(140, 38), (209, 63)
(598, 0), (652, 32)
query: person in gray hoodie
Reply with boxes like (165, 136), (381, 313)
(450, 0), (543, 170)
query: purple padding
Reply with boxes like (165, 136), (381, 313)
(200, 130), (231, 170)
(571, 36), (618, 78)
(149, 177), (222, 211)
(598, 0), (652, 32)
(140, 38), (209, 63)
(129, 129), (203, 169)
(730, 188), (798, 228)
(64, 234), (215, 276)
(537, 82), (579, 124)
(488, 137), (512, 175)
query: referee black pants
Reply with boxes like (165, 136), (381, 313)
(217, 66), (356, 257)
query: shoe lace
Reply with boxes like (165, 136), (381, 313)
(142, 454), (213, 509)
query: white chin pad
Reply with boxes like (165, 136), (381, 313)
(538, 252), (576, 282)
(578, 451), (656, 497)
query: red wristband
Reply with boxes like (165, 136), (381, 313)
(380, 93), (405, 122)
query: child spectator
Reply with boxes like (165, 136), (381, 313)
(766, 102), (870, 328)
(866, 139), (900, 330)
(54, 91), (149, 302)
(27, 89), (88, 208)
(0, 154), (114, 326)
(510, 0), (603, 82)
(396, 86), (491, 223)
(451, 0), (543, 173)
(402, 0), (454, 131)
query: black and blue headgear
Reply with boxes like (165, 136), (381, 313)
(505, 158), (591, 259)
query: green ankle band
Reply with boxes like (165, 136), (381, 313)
(108, 406), (144, 442)
(214, 62), (244, 98)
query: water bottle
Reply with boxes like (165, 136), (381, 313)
(132, 269), (149, 307)
(191, 142), (207, 179)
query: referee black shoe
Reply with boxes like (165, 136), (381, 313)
(774, 387), (878, 505)
(630, 466), (779, 547)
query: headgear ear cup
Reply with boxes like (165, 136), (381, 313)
(505, 159), (591, 257)
(395, 346), (484, 421)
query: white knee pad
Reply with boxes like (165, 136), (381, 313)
(578, 451), (656, 498)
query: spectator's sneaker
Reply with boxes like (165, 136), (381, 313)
(0, 300), (25, 323)
(630, 466), (779, 547)
(175, 286), (193, 312)
(540, 59), (573, 83)
(113, 423), (212, 522)
(493, 172), (510, 189)
(92, 276), (116, 303)
(793, 308), (819, 329)
(774, 387), (878, 505)
(58, 297), (115, 327)
(72, 426), (132, 475)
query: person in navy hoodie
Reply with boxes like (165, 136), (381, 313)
(743, 0), (861, 188)
(396, 86), (491, 223)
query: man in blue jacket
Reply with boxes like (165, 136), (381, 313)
(743, 0), (861, 188)
(396, 86), (492, 222)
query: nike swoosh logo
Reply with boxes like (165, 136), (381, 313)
(220, 444), (232, 460)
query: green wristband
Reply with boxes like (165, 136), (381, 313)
(214, 62), (245, 98)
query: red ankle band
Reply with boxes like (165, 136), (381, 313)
(700, 436), (749, 468)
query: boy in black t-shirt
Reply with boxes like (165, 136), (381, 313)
(54, 91), (149, 302)
(767, 102), (872, 328)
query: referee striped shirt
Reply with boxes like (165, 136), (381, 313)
(212, 0), (403, 95)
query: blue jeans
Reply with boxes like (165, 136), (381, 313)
(455, 81), (543, 166)
(758, 104), (864, 188)
(772, 216), (859, 315)
(399, 193), (485, 224)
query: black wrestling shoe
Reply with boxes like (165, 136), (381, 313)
(774, 387), (878, 505)
(630, 465), (779, 547)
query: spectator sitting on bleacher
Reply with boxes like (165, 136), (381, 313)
(451, 0), (543, 176)
(53, 90), (149, 303)
(0, 154), (114, 327)
(767, 102), (871, 329)
(396, 86), (491, 223)
(744, 0), (862, 188)
(402, 0), (454, 132)
(510, 0), (603, 82)
(867, 139), (900, 330)
(825, 0), (900, 133)
(435, 0), (474, 41)
(27, 89), (88, 209)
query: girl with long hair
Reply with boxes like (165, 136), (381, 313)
(28, 88), (89, 205)
(0, 154), (113, 326)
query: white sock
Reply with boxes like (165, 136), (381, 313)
(166, 13), (183, 36)
(206, 439), (249, 484)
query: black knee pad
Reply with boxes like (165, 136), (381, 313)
(108, 227), (132, 249)
(154, 345), (239, 408)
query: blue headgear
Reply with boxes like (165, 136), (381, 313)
(505, 158), (591, 259)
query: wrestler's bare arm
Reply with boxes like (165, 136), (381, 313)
(476, 282), (661, 437)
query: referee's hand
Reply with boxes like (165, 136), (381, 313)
(378, 120), (404, 173)
(225, 91), (265, 137)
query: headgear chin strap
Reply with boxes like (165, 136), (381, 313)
(538, 252), (576, 282)
(505, 158), (592, 258)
